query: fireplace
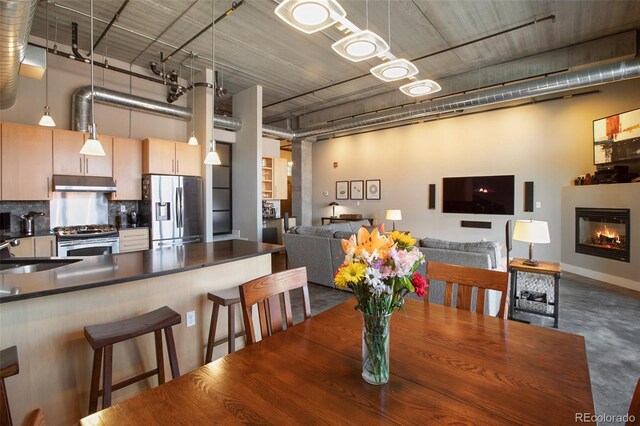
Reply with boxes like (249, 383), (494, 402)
(575, 208), (630, 262)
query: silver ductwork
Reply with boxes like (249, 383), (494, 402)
(265, 59), (640, 140)
(0, 0), (38, 109)
(71, 85), (241, 132)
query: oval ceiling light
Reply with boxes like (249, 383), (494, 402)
(332, 30), (389, 62)
(370, 59), (419, 82)
(275, 0), (346, 34)
(399, 79), (442, 97)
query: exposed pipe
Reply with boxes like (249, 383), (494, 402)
(0, 0), (38, 109)
(92, 0), (130, 53)
(261, 59), (640, 140)
(71, 86), (241, 132)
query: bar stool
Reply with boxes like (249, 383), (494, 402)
(1, 345), (19, 426)
(205, 288), (245, 363)
(84, 306), (181, 414)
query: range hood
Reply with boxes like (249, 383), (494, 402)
(53, 175), (117, 192)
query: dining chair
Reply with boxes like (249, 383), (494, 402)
(628, 378), (640, 425)
(425, 261), (509, 318)
(239, 267), (311, 345)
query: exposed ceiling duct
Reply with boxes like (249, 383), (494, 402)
(71, 85), (241, 132)
(0, 0), (38, 109)
(262, 59), (640, 140)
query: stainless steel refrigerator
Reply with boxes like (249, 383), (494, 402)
(139, 175), (203, 248)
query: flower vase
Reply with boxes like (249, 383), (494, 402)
(362, 313), (391, 385)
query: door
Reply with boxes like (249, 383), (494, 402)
(175, 143), (201, 176)
(1, 123), (52, 200)
(53, 129), (84, 176)
(180, 176), (203, 241)
(112, 137), (142, 200)
(151, 175), (179, 244)
(84, 134), (113, 177)
(273, 158), (288, 199)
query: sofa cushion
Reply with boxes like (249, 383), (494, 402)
(349, 220), (372, 232)
(330, 222), (352, 232)
(333, 231), (354, 240)
(294, 225), (335, 238)
(421, 237), (500, 269)
(362, 223), (385, 234)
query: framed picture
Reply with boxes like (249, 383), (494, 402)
(336, 181), (349, 200)
(350, 180), (364, 200)
(366, 179), (381, 200)
(593, 108), (640, 165)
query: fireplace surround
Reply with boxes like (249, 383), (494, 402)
(575, 208), (630, 262)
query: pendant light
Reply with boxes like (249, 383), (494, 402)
(275, 0), (346, 34)
(39, 0), (56, 127)
(187, 52), (198, 145)
(204, 0), (221, 166)
(80, 0), (106, 156)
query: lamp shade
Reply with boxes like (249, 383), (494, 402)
(329, 202), (339, 207)
(513, 220), (550, 244)
(80, 138), (106, 156)
(204, 150), (221, 165)
(386, 209), (402, 221)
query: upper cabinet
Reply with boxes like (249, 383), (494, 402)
(1, 122), (53, 200)
(261, 156), (288, 200)
(143, 138), (201, 177)
(53, 129), (113, 177)
(111, 137), (142, 200)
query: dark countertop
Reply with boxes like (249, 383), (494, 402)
(0, 230), (55, 241)
(0, 240), (283, 303)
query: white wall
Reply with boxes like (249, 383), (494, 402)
(1, 40), (188, 141)
(312, 78), (640, 263)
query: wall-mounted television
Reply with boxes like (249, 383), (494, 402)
(442, 175), (514, 215)
(593, 108), (640, 165)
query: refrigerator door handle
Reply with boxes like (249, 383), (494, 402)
(178, 186), (184, 229)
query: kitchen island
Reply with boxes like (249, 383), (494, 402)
(0, 240), (282, 425)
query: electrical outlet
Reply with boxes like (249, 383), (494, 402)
(186, 311), (196, 327)
(536, 201), (542, 209)
(120, 205), (126, 213)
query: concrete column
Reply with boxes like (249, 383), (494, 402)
(232, 86), (263, 241)
(292, 138), (314, 226)
(197, 69), (213, 241)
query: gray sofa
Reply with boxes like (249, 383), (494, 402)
(283, 222), (504, 314)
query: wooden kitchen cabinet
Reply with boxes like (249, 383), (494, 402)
(9, 235), (55, 257)
(53, 129), (113, 177)
(1, 122), (52, 200)
(119, 228), (149, 252)
(262, 156), (288, 200)
(143, 138), (200, 176)
(111, 137), (142, 200)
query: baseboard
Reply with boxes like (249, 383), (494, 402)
(561, 263), (640, 292)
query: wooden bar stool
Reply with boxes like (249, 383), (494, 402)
(205, 287), (245, 363)
(1, 345), (19, 426)
(84, 306), (181, 414)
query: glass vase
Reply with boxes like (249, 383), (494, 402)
(362, 313), (391, 385)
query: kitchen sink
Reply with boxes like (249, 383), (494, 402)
(0, 258), (81, 274)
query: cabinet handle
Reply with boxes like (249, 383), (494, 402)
(172, 159), (175, 173)
(80, 157), (83, 173)
(113, 179), (117, 199)
(176, 160), (180, 174)
(85, 158), (89, 174)
(47, 177), (50, 198)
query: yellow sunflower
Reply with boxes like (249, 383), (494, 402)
(334, 262), (366, 289)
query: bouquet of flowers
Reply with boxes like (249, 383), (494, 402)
(334, 228), (426, 384)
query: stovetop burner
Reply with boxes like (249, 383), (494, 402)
(53, 224), (117, 237)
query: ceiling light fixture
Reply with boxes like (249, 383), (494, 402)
(275, 0), (346, 34)
(332, 30), (389, 62)
(39, 0), (55, 127)
(370, 59), (418, 82)
(80, 0), (105, 156)
(399, 79), (442, 97)
(204, 0), (221, 166)
(187, 52), (198, 146)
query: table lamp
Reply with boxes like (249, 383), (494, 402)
(513, 219), (550, 266)
(329, 202), (339, 218)
(386, 209), (402, 232)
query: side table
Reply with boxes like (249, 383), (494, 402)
(509, 259), (562, 328)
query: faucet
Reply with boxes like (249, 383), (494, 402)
(0, 239), (19, 259)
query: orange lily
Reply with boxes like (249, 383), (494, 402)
(341, 227), (392, 259)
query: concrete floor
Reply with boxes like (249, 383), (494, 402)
(287, 264), (640, 425)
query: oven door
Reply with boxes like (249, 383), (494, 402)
(57, 237), (120, 257)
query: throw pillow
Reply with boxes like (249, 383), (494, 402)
(362, 223), (385, 234)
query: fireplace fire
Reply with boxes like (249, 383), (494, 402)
(575, 208), (630, 262)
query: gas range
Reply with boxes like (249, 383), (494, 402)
(54, 224), (120, 257)
(53, 224), (118, 238)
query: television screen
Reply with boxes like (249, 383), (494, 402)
(593, 108), (640, 165)
(442, 175), (514, 215)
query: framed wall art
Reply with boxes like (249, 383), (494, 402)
(350, 180), (364, 200)
(366, 179), (381, 200)
(593, 108), (640, 165)
(336, 181), (349, 200)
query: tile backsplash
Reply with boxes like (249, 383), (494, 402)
(0, 201), (50, 233)
(108, 200), (139, 227)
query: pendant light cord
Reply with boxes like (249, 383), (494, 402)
(365, 0), (369, 30)
(211, 0), (215, 152)
(45, 0), (49, 108)
(90, 0), (95, 134)
(191, 52), (195, 137)
(388, 0), (391, 49)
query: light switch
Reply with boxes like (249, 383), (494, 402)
(536, 201), (542, 209)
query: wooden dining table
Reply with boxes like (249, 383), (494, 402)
(80, 298), (595, 425)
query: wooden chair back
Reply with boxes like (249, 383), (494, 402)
(240, 267), (311, 345)
(426, 261), (509, 318)
(628, 378), (640, 425)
